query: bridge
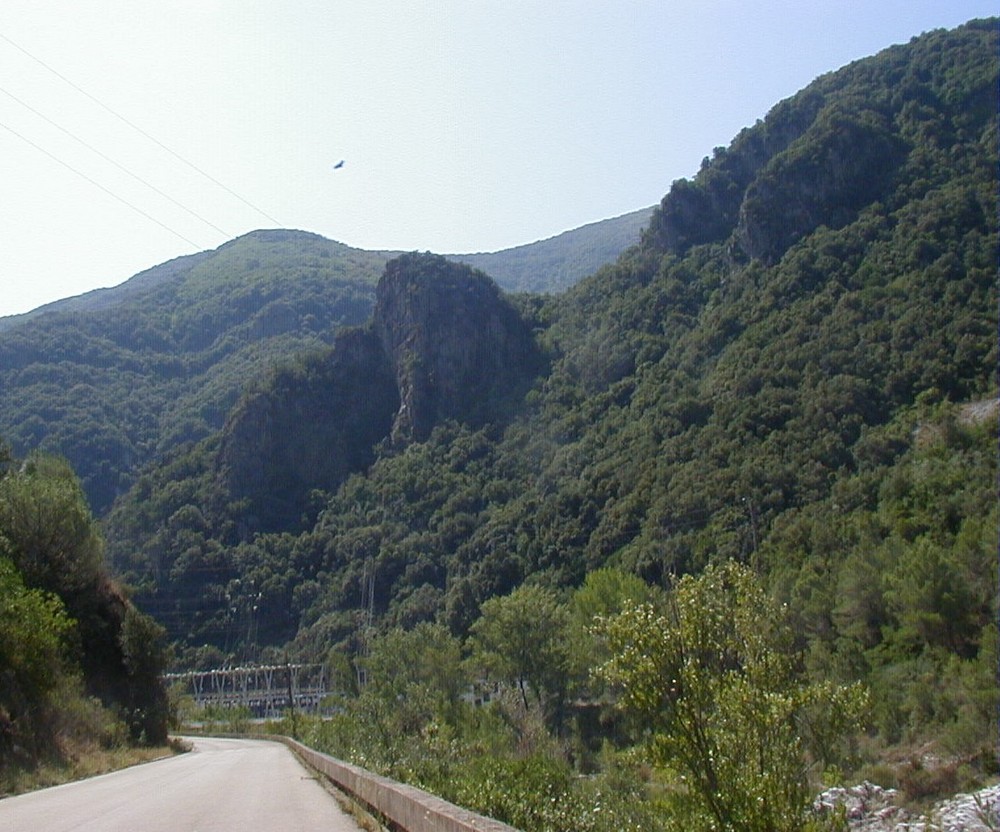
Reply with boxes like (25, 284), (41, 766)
(164, 663), (329, 717)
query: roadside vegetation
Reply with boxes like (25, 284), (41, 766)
(0, 446), (172, 796)
(1, 741), (184, 798)
(263, 408), (996, 830)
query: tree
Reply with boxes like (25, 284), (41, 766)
(119, 605), (172, 744)
(571, 567), (657, 624)
(361, 622), (467, 729)
(0, 453), (102, 598)
(598, 561), (865, 832)
(0, 553), (73, 759)
(567, 567), (658, 695)
(0, 451), (173, 748)
(469, 584), (570, 718)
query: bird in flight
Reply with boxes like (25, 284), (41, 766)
(333, 160), (345, 169)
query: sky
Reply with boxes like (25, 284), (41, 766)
(0, 2), (995, 318)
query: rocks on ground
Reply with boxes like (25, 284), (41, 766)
(814, 781), (1000, 832)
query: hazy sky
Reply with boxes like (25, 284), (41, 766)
(1, 1), (994, 318)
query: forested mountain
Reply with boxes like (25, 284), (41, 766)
(1, 19), (997, 824)
(0, 232), (385, 514)
(0, 214), (645, 516)
(0, 209), (649, 336)
(105, 17), (995, 651)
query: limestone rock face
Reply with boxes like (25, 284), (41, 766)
(373, 253), (542, 444)
(219, 253), (540, 531)
(643, 93), (823, 257)
(645, 83), (908, 265)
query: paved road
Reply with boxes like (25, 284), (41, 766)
(0, 737), (362, 831)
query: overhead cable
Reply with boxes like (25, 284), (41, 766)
(0, 83), (232, 238)
(0, 30), (283, 228)
(0, 118), (204, 249)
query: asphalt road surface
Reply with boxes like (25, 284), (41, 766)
(0, 736), (362, 831)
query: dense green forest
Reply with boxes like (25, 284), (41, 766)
(105, 16), (996, 651)
(0, 232), (385, 515)
(2, 19), (997, 829)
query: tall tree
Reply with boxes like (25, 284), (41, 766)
(0, 454), (102, 598)
(0, 451), (172, 745)
(469, 584), (570, 717)
(0, 554), (73, 760)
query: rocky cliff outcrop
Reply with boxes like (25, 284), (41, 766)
(734, 109), (907, 263)
(640, 22), (1000, 267)
(643, 91), (827, 257)
(646, 98), (907, 265)
(373, 253), (542, 444)
(219, 254), (541, 531)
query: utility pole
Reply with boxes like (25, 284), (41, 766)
(742, 496), (761, 574)
(284, 651), (297, 738)
(357, 556), (375, 689)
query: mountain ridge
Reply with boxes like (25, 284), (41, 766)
(0, 210), (651, 333)
(448, 207), (654, 293)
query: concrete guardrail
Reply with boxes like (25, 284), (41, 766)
(274, 735), (520, 832)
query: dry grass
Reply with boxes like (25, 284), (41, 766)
(0, 738), (186, 798)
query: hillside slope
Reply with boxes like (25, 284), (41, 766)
(0, 449), (170, 776)
(447, 207), (653, 293)
(0, 231), (385, 513)
(104, 18), (996, 672)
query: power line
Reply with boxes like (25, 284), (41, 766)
(0, 118), (204, 249)
(0, 30), (283, 228)
(0, 83), (233, 239)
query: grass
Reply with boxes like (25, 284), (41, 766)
(0, 737), (189, 798)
